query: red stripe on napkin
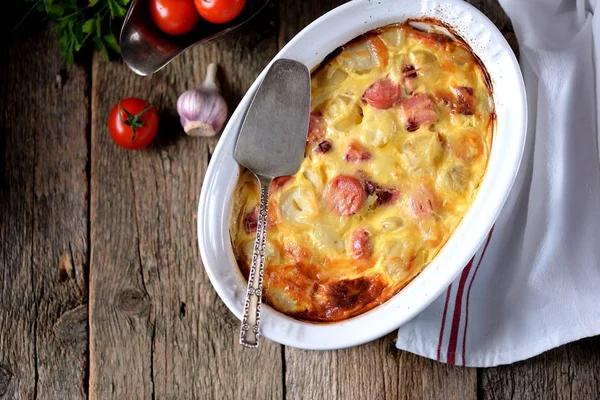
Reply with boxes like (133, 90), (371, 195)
(461, 227), (495, 365)
(446, 256), (475, 365)
(437, 284), (453, 361)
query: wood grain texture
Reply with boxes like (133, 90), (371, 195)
(89, 3), (282, 399)
(278, 0), (348, 49)
(286, 333), (477, 400)
(1, 1), (600, 400)
(0, 27), (89, 399)
(481, 337), (600, 400)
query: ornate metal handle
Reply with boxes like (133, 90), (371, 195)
(240, 175), (271, 348)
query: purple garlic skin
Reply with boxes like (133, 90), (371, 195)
(177, 63), (228, 137)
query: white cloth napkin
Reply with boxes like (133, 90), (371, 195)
(396, 0), (600, 367)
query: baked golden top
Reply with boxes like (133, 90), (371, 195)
(230, 20), (494, 322)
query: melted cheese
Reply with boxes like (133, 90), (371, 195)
(230, 20), (494, 322)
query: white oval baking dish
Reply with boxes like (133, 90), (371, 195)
(198, 0), (526, 350)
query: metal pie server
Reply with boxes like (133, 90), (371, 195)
(234, 59), (311, 348)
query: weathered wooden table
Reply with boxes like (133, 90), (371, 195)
(1, 1), (600, 399)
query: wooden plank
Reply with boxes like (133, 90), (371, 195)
(278, 0), (348, 49)
(0, 27), (90, 399)
(481, 337), (600, 400)
(286, 333), (476, 400)
(88, 3), (282, 399)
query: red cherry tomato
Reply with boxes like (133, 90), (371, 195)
(108, 98), (159, 150)
(194, 0), (246, 24)
(150, 0), (200, 35)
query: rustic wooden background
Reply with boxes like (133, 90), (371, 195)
(2, 0), (600, 399)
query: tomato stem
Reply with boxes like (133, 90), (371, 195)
(118, 102), (153, 144)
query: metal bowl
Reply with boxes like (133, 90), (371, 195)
(120, 0), (270, 76)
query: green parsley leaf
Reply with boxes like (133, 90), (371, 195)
(94, 35), (109, 61)
(107, 0), (128, 19)
(21, 0), (131, 64)
(103, 32), (120, 53)
(82, 18), (96, 34)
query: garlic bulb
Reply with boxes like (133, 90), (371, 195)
(177, 63), (228, 137)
